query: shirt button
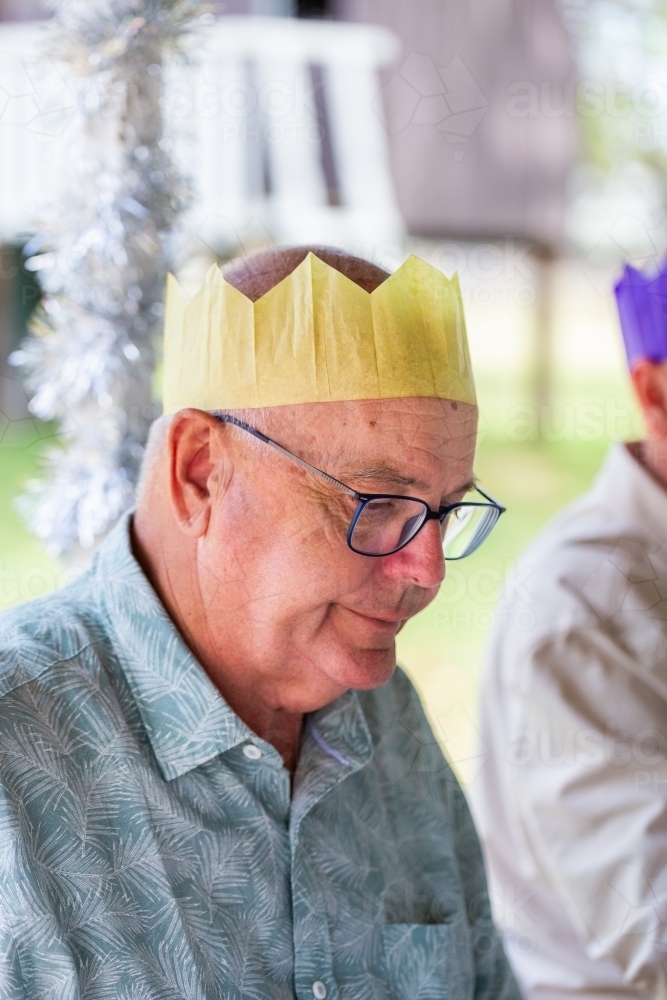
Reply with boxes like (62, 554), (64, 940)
(243, 743), (262, 760)
(312, 982), (327, 1000)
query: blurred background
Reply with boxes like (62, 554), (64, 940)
(0, 0), (661, 782)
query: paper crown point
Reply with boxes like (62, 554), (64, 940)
(614, 260), (667, 366)
(162, 251), (476, 414)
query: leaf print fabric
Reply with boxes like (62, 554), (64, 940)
(0, 513), (519, 1000)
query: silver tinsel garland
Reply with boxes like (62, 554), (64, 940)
(10, 0), (209, 555)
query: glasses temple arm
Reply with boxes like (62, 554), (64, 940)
(475, 484), (506, 512)
(213, 413), (360, 499)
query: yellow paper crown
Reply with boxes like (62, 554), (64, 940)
(162, 252), (476, 414)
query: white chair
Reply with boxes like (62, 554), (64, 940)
(0, 16), (404, 253)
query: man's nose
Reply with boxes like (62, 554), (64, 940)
(382, 518), (445, 589)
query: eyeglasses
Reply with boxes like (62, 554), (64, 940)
(213, 413), (505, 559)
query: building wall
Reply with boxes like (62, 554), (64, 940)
(335, 0), (577, 245)
(0, 1), (44, 20)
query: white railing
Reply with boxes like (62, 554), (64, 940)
(0, 16), (404, 251)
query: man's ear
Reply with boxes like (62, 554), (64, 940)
(168, 410), (230, 536)
(631, 360), (667, 439)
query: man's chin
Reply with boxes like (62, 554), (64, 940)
(334, 644), (397, 692)
(313, 605), (402, 693)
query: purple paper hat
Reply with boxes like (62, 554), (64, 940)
(614, 260), (667, 367)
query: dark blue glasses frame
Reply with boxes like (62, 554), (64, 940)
(212, 413), (505, 559)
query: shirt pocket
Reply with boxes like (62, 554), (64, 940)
(380, 920), (475, 1000)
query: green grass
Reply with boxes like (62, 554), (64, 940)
(0, 419), (62, 610)
(0, 376), (637, 782)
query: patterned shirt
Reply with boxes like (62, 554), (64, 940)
(0, 513), (519, 1000)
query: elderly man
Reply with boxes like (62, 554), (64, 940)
(0, 246), (517, 1000)
(472, 262), (667, 999)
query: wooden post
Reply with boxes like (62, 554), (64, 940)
(533, 242), (556, 441)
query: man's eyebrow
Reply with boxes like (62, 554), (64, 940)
(341, 464), (429, 491)
(441, 477), (477, 504)
(340, 466), (478, 500)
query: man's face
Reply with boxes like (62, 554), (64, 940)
(190, 397), (477, 712)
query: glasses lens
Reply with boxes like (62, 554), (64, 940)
(442, 504), (500, 559)
(350, 497), (428, 555)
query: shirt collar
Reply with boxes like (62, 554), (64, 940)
(291, 690), (374, 842)
(92, 512), (251, 781)
(91, 512), (374, 785)
(591, 442), (667, 548)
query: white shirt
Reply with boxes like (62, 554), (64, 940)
(471, 443), (667, 1000)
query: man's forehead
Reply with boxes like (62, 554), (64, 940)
(275, 396), (477, 495)
(276, 395), (477, 429)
